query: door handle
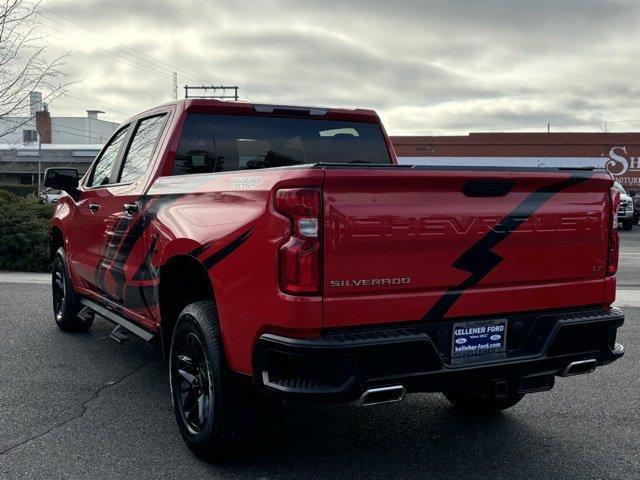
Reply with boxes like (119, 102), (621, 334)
(88, 203), (100, 212)
(123, 203), (139, 215)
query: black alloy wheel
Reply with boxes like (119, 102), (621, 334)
(52, 258), (66, 322)
(174, 332), (213, 434)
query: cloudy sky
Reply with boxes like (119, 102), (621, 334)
(39, 0), (640, 135)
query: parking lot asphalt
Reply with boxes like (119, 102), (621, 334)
(1, 232), (639, 479)
(618, 229), (640, 288)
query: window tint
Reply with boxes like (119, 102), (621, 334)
(172, 114), (391, 176)
(88, 127), (128, 187)
(119, 115), (166, 183)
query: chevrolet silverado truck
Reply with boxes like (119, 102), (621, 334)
(45, 99), (625, 460)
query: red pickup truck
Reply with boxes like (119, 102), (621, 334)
(45, 99), (625, 460)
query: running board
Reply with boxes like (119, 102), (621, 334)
(80, 298), (156, 343)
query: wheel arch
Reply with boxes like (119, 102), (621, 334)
(50, 225), (64, 259)
(158, 253), (218, 360)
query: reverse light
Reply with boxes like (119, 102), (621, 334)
(275, 188), (321, 294)
(298, 218), (318, 237)
(607, 187), (620, 276)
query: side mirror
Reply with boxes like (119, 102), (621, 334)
(44, 168), (79, 194)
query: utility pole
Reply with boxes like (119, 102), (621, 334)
(172, 72), (178, 100)
(547, 122), (550, 133)
(37, 138), (41, 199)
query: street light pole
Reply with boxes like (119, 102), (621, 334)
(37, 138), (41, 200)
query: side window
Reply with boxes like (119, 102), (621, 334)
(172, 115), (222, 176)
(118, 114), (166, 184)
(87, 126), (129, 187)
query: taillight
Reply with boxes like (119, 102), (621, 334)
(275, 188), (321, 294)
(607, 187), (620, 276)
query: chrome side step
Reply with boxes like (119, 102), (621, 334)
(80, 298), (156, 343)
(77, 306), (95, 326)
(357, 385), (406, 407)
(109, 325), (132, 344)
(561, 359), (597, 377)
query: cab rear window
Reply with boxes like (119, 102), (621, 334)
(172, 114), (391, 175)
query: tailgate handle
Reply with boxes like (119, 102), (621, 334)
(463, 179), (515, 197)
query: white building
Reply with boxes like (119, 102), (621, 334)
(0, 92), (120, 187)
(0, 143), (102, 185)
(0, 92), (119, 145)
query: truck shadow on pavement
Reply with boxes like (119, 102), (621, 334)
(101, 317), (634, 480)
(67, 324), (621, 479)
(216, 397), (597, 480)
(61, 322), (602, 480)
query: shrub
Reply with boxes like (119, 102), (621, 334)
(0, 195), (54, 272)
(0, 190), (16, 203)
(0, 185), (38, 197)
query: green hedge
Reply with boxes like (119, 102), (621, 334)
(0, 184), (38, 197)
(0, 193), (54, 272)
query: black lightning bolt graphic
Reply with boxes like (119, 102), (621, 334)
(422, 173), (592, 321)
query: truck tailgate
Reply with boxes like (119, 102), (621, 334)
(322, 167), (613, 328)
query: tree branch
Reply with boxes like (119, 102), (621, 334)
(0, 0), (68, 140)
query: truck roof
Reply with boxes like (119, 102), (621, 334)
(128, 99), (380, 124)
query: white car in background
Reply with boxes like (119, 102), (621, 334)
(613, 181), (634, 231)
(40, 188), (62, 204)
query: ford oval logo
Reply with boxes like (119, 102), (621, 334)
(490, 334), (501, 341)
(455, 338), (467, 345)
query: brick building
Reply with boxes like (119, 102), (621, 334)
(391, 132), (640, 190)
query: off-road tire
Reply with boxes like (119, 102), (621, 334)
(52, 247), (93, 332)
(169, 301), (282, 462)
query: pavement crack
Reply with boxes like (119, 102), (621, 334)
(0, 359), (159, 456)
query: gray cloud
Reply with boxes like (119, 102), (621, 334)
(41, 0), (640, 134)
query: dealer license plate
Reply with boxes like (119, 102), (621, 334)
(451, 319), (507, 358)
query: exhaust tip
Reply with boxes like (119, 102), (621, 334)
(357, 385), (405, 407)
(561, 359), (597, 377)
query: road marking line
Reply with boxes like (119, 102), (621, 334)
(0, 272), (50, 284)
(614, 290), (640, 308)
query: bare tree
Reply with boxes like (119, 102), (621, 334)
(0, 0), (67, 139)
